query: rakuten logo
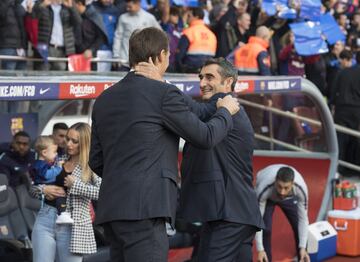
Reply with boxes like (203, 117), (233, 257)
(69, 84), (96, 97)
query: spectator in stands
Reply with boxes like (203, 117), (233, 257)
(208, 2), (228, 29)
(0, 0), (28, 70)
(92, 0), (122, 72)
(255, 164), (310, 262)
(339, 49), (353, 69)
(148, 0), (168, 22)
(348, 11), (360, 51)
(222, 12), (253, 59)
(31, 123), (102, 262)
(74, 0), (109, 71)
(113, 0), (127, 14)
(32, 0), (82, 71)
(335, 12), (349, 36)
(0, 131), (35, 187)
(161, 6), (182, 72)
(279, 31), (305, 77)
(32, 136), (74, 224)
(175, 7), (217, 73)
(233, 25), (271, 75)
(235, 12), (252, 46)
(51, 122), (68, 161)
(112, 0), (160, 70)
(331, 51), (360, 176)
(213, 0), (251, 58)
(324, 40), (345, 97)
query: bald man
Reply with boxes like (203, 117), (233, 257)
(233, 25), (271, 75)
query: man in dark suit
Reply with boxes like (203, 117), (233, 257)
(179, 58), (264, 262)
(89, 27), (240, 262)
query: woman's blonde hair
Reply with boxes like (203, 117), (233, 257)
(69, 122), (93, 183)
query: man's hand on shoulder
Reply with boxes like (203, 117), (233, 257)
(134, 57), (164, 82)
(216, 95), (240, 115)
(257, 250), (269, 262)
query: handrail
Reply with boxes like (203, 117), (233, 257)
(240, 97), (360, 173)
(0, 55), (120, 63)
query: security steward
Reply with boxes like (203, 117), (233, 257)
(175, 7), (217, 73)
(234, 25), (271, 76)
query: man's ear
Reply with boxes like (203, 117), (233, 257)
(224, 77), (234, 92)
(158, 49), (167, 63)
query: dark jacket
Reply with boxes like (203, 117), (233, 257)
(76, 5), (108, 54)
(92, 1), (121, 50)
(89, 72), (233, 225)
(0, 0), (27, 49)
(179, 93), (264, 229)
(332, 65), (360, 108)
(0, 148), (35, 187)
(213, 4), (238, 58)
(33, 2), (81, 55)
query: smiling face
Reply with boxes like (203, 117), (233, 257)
(199, 64), (233, 100)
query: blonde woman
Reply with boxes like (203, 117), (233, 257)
(31, 122), (102, 262)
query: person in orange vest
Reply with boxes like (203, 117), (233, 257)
(175, 7), (217, 73)
(233, 26), (272, 76)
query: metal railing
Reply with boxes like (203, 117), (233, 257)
(0, 55), (121, 63)
(240, 97), (360, 173)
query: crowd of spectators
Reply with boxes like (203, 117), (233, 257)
(1, 0), (360, 175)
(0, 1), (358, 75)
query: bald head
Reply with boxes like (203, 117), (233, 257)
(256, 26), (271, 42)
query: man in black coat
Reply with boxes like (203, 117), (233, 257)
(89, 27), (240, 262)
(179, 58), (264, 262)
(332, 51), (360, 176)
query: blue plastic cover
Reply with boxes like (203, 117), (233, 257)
(319, 13), (346, 45)
(262, 0), (297, 19)
(300, 0), (322, 20)
(290, 21), (329, 55)
(172, 0), (199, 7)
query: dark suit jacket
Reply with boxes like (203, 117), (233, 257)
(179, 93), (264, 229)
(89, 72), (233, 225)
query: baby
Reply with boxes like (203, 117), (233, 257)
(32, 136), (73, 224)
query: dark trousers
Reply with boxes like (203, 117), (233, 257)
(334, 107), (360, 176)
(103, 218), (168, 262)
(263, 197), (299, 262)
(197, 220), (257, 262)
